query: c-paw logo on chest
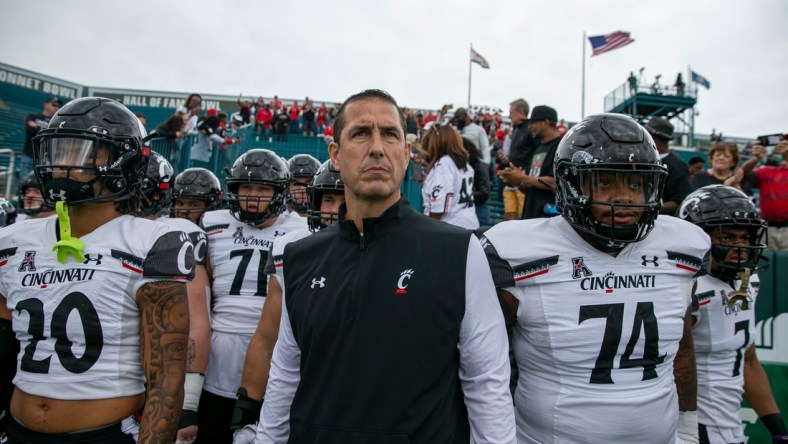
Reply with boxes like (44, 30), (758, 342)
(395, 269), (414, 295)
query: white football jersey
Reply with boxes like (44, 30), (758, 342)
(693, 273), (758, 441)
(202, 210), (306, 335)
(264, 227), (312, 281)
(481, 215), (710, 443)
(421, 155), (479, 230)
(0, 216), (193, 400)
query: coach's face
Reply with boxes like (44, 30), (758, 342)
(329, 98), (409, 206)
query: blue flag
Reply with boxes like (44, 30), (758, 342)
(691, 70), (711, 89)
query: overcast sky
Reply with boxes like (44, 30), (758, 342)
(1, 0), (786, 138)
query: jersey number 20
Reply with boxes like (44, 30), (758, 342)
(17, 292), (103, 374)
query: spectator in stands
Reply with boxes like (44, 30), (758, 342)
(463, 137), (491, 226)
(190, 109), (236, 168)
(556, 118), (568, 136)
(302, 100), (317, 136)
(404, 107), (419, 135)
(422, 125), (479, 229)
(237, 94), (252, 125)
(155, 112), (189, 162)
(134, 112), (147, 127)
(272, 95), (283, 111)
(742, 139), (788, 250)
(274, 107), (289, 142)
(674, 73), (685, 96)
(178, 93), (202, 116)
(328, 102), (340, 124)
(499, 105), (561, 220)
(21, 96), (61, 184)
(453, 108), (491, 165)
(643, 117), (694, 215)
(688, 156), (705, 177)
(256, 103), (273, 140)
(289, 101), (301, 134)
(317, 103), (328, 134)
(497, 98), (537, 220)
(691, 142), (750, 194)
(628, 71), (638, 94)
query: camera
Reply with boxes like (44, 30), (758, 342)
(757, 133), (787, 146)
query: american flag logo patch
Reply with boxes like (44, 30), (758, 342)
(513, 255), (559, 282)
(667, 251), (702, 274)
(696, 290), (714, 307)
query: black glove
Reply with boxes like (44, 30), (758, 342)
(230, 387), (263, 430)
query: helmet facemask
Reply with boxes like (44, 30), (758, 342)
(34, 133), (145, 206)
(705, 223), (767, 282)
(227, 183), (285, 227)
(557, 163), (666, 249)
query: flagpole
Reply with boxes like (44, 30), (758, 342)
(468, 43), (473, 109)
(581, 31), (586, 119)
(688, 64), (695, 148)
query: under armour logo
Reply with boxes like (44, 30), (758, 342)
(396, 269), (414, 294)
(641, 255), (659, 267)
(18, 251), (37, 272)
(571, 257), (592, 279)
(274, 231), (285, 237)
(83, 254), (103, 265)
(311, 277), (326, 289)
(49, 189), (67, 201)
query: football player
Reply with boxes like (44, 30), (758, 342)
(140, 152), (212, 444)
(0, 97), (193, 443)
(481, 113), (709, 443)
(171, 168), (222, 225)
(679, 185), (788, 443)
(285, 154), (320, 217)
(17, 172), (55, 221)
(231, 160), (345, 442)
(195, 149), (305, 443)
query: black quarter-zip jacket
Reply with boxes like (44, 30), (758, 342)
(282, 197), (473, 443)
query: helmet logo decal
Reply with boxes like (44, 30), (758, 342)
(572, 151), (595, 164)
(59, 121), (66, 128)
(628, 153), (635, 163)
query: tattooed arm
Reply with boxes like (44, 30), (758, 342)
(674, 307), (697, 412)
(136, 281), (189, 444)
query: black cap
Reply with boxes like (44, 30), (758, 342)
(45, 97), (63, 106)
(530, 105), (557, 123)
(644, 117), (674, 141)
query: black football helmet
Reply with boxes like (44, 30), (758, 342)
(140, 151), (174, 217)
(307, 160), (344, 232)
(32, 97), (149, 206)
(225, 149), (290, 226)
(678, 185), (767, 281)
(171, 167), (222, 222)
(18, 171), (53, 216)
(554, 113), (667, 249)
(287, 154), (321, 213)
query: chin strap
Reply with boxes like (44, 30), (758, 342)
(52, 201), (85, 264)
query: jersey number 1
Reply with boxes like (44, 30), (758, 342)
(579, 302), (666, 384)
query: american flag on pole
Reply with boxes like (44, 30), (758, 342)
(588, 31), (634, 57)
(470, 48), (490, 69)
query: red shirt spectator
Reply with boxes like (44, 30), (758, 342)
(257, 106), (273, 129)
(557, 119), (568, 136)
(317, 103), (328, 126)
(289, 102), (300, 122)
(324, 125), (334, 138)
